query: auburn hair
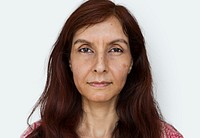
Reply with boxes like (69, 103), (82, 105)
(27, 0), (162, 137)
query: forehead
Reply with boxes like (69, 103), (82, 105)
(72, 16), (128, 42)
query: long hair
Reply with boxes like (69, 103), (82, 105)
(27, 0), (162, 137)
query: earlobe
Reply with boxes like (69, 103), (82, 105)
(128, 60), (133, 74)
(69, 60), (72, 69)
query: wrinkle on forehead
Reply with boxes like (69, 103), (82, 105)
(72, 16), (128, 43)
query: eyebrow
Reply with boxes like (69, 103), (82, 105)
(73, 39), (129, 46)
(109, 39), (129, 46)
(74, 39), (92, 45)
(73, 39), (92, 45)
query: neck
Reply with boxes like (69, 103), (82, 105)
(78, 98), (118, 138)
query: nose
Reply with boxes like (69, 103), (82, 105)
(93, 53), (107, 73)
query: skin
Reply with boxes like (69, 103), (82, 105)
(70, 16), (132, 138)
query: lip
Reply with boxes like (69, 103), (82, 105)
(87, 81), (113, 88)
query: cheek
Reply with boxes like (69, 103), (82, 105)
(71, 59), (92, 83)
(110, 62), (130, 82)
(119, 64), (130, 78)
(72, 64), (86, 79)
(122, 63), (130, 70)
(111, 62), (130, 73)
(71, 65), (87, 93)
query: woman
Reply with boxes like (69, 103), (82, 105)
(21, 0), (183, 138)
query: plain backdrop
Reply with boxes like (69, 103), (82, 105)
(0, 0), (199, 137)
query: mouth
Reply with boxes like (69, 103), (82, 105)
(87, 81), (113, 88)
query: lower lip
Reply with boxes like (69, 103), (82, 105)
(87, 82), (112, 88)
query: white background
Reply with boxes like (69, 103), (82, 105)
(0, 0), (199, 137)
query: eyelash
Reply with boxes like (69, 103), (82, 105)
(78, 47), (94, 53)
(77, 46), (123, 54)
(109, 47), (123, 53)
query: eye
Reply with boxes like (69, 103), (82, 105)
(109, 47), (123, 53)
(78, 47), (94, 53)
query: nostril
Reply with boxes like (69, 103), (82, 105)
(93, 69), (107, 73)
(93, 55), (107, 73)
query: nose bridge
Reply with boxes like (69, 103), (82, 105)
(94, 51), (107, 72)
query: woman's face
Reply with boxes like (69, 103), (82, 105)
(70, 16), (132, 103)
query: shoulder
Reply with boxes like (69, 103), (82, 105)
(161, 121), (183, 138)
(20, 121), (41, 138)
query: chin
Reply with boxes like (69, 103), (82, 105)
(85, 94), (118, 103)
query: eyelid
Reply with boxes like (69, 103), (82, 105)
(109, 44), (124, 52)
(77, 45), (94, 53)
(108, 47), (124, 54)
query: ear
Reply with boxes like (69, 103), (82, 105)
(69, 59), (72, 69)
(128, 60), (133, 74)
